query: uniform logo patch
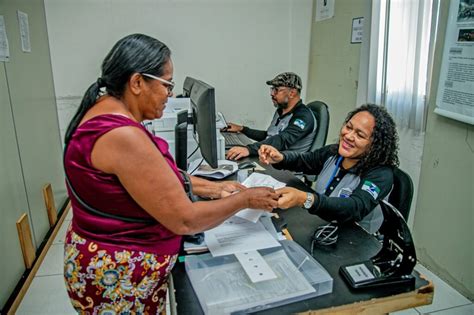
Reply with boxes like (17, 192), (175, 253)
(293, 118), (306, 130)
(338, 188), (352, 198)
(361, 181), (380, 199)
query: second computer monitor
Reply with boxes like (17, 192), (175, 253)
(189, 78), (218, 168)
(182, 76), (196, 98)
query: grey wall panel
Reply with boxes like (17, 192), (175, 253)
(1, 0), (67, 309)
(2, 0), (66, 247)
(0, 64), (31, 309)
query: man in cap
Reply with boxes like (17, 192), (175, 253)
(225, 72), (317, 160)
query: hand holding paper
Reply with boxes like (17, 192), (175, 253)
(236, 173), (286, 222)
(218, 181), (246, 198)
(275, 187), (308, 209)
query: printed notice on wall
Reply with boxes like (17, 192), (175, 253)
(351, 17), (364, 44)
(435, 0), (474, 125)
(17, 11), (31, 53)
(315, 0), (335, 22)
(0, 16), (10, 61)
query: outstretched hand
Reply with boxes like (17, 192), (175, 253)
(244, 187), (281, 211)
(276, 187), (307, 209)
(258, 144), (284, 165)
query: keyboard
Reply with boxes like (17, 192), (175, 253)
(221, 132), (254, 147)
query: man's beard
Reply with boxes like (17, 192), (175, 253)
(273, 97), (289, 110)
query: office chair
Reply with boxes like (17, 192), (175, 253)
(306, 100), (330, 152)
(302, 101), (330, 184)
(388, 167), (414, 222)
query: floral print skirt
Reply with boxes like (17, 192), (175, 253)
(63, 227), (178, 315)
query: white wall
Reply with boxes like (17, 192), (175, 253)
(44, 0), (313, 139)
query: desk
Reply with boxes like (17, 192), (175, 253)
(171, 166), (434, 314)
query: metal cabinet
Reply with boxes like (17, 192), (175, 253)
(0, 0), (66, 309)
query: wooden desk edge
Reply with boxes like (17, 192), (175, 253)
(282, 228), (293, 240)
(297, 280), (434, 315)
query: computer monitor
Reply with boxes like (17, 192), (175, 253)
(182, 76), (196, 98)
(189, 79), (218, 168)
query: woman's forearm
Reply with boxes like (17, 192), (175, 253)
(189, 175), (222, 198)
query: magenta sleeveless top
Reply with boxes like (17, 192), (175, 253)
(64, 114), (183, 255)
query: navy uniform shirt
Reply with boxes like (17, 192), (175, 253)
(241, 100), (316, 156)
(275, 144), (394, 231)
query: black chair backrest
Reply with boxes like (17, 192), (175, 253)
(388, 167), (414, 221)
(306, 101), (330, 151)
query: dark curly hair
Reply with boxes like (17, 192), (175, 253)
(340, 104), (399, 174)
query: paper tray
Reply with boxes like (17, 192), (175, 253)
(185, 240), (333, 315)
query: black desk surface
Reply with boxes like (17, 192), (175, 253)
(172, 166), (433, 314)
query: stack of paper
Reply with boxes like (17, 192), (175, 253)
(183, 240), (208, 254)
(189, 159), (238, 179)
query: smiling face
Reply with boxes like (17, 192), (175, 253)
(141, 59), (174, 120)
(338, 111), (375, 165)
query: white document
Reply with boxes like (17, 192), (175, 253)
(235, 250), (277, 283)
(236, 173), (286, 223)
(17, 11), (31, 53)
(0, 16), (10, 61)
(351, 17), (364, 44)
(204, 216), (281, 257)
(188, 159), (238, 179)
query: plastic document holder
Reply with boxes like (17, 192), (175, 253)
(185, 240), (333, 315)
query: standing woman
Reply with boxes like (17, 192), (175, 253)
(63, 34), (278, 314)
(259, 104), (399, 232)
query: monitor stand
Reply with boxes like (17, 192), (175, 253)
(175, 110), (192, 170)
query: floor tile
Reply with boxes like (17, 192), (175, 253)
(426, 303), (473, 314)
(391, 308), (420, 314)
(53, 220), (70, 245)
(36, 244), (63, 277)
(64, 208), (73, 221)
(415, 264), (471, 314)
(166, 290), (171, 315)
(16, 275), (75, 315)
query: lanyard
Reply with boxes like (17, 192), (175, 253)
(324, 156), (343, 192)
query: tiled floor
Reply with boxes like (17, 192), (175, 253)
(15, 209), (472, 315)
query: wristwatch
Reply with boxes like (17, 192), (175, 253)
(303, 192), (315, 209)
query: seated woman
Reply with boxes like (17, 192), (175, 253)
(63, 34), (279, 314)
(259, 104), (399, 233)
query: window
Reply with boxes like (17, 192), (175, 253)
(358, 0), (438, 131)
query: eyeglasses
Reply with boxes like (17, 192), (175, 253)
(270, 86), (289, 94)
(142, 73), (175, 94)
